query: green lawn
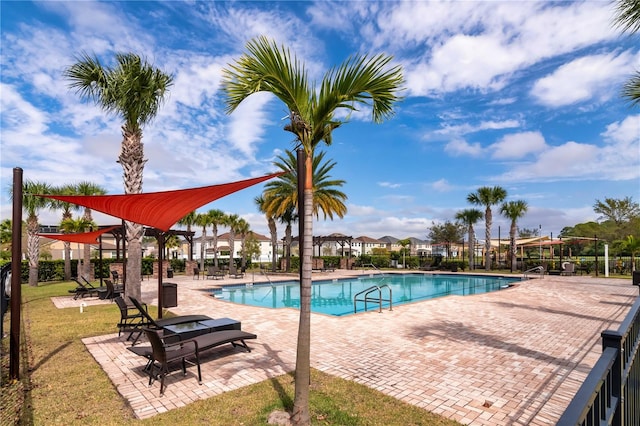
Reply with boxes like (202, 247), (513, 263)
(2, 280), (461, 425)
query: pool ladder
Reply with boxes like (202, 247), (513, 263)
(523, 265), (545, 279)
(354, 284), (393, 314)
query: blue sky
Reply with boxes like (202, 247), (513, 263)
(1, 0), (639, 241)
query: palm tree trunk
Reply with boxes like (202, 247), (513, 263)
(120, 127), (144, 303)
(510, 222), (517, 272)
(27, 218), (39, 287)
(269, 218), (277, 272)
(485, 208), (492, 270)
(82, 207), (92, 279)
(468, 225), (474, 270)
(292, 156), (313, 426)
(63, 241), (72, 280)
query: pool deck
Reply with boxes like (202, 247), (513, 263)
(75, 270), (637, 425)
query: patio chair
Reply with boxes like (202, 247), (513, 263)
(115, 296), (148, 343)
(193, 267), (200, 279)
(206, 266), (225, 280)
(561, 262), (576, 276)
(104, 279), (123, 300)
(111, 270), (120, 285)
(68, 277), (99, 299)
(228, 265), (244, 279)
(143, 327), (201, 396)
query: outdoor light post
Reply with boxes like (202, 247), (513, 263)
(539, 225), (542, 264)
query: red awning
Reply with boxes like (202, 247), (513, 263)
(37, 172), (285, 231)
(37, 225), (120, 244)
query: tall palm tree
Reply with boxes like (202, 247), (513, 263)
(280, 207), (298, 272)
(65, 52), (173, 301)
(455, 209), (484, 270)
(208, 209), (227, 268)
(75, 181), (107, 279)
(499, 200), (528, 272)
(235, 218), (251, 269)
(222, 36), (403, 425)
(255, 195), (278, 272)
(467, 186), (507, 271)
(225, 214), (241, 267)
(20, 180), (53, 286)
(49, 184), (81, 280)
(178, 211), (198, 261)
(195, 212), (211, 272)
(614, 0), (640, 105)
(60, 216), (96, 278)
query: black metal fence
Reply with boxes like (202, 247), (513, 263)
(557, 276), (640, 425)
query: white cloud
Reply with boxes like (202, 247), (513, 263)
(490, 131), (547, 160)
(444, 138), (483, 157)
(531, 51), (639, 107)
(378, 181), (401, 189)
(435, 119), (521, 136)
(431, 179), (453, 192)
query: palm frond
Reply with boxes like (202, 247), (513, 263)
(621, 70), (640, 106)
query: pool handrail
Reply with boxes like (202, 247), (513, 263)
(354, 284), (392, 314)
(524, 266), (545, 279)
(361, 263), (383, 275)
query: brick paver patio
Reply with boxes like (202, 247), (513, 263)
(74, 271), (636, 425)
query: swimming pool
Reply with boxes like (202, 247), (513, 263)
(209, 273), (519, 317)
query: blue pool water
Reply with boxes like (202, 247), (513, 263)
(209, 273), (519, 317)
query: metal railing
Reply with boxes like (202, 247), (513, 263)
(353, 284), (392, 314)
(523, 265), (545, 279)
(361, 263), (383, 275)
(557, 296), (640, 425)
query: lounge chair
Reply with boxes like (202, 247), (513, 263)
(206, 266), (225, 280)
(104, 279), (123, 300)
(228, 265), (244, 278)
(128, 328), (257, 395)
(68, 277), (99, 299)
(143, 327), (202, 396)
(127, 297), (213, 345)
(193, 267), (200, 279)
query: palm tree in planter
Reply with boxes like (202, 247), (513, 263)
(455, 209), (484, 271)
(467, 186), (507, 270)
(222, 36), (403, 425)
(500, 200), (529, 272)
(65, 52), (173, 302)
(20, 180), (53, 286)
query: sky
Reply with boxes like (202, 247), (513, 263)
(1, 0), (639, 242)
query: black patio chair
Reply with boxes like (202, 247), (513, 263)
(144, 327), (201, 396)
(68, 277), (99, 299)
(115, 296), (148, 343)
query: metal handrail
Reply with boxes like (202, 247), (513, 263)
(361, 263), (382, 275)
(523, 266), (545, 279)
(353, 284), (393, 314)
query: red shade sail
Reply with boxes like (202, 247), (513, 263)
(37, 172), (285, 231)
(37, 225), (121, 244)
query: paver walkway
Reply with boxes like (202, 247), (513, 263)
(76, 271), (636, 425)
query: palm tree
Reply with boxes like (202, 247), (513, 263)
(614, 0), (640, 105)
(75, 181), (107, 279)
(222, 36), (403, 425)
(255, 195), (278, 272)
(235, 218), (251, 270)
(208, 209), (227, 268)
(60, 216), (96, 278)
(397, 238), (411, 269)
(455, 209), (484, 270)
(467, 186), (507, 271)
(50, 184), (81, 280)
(20, 180), (53, 286)
(195, 212), (211, 272)
(280, 207), (298, 272)
(500, 200), (529, 272)
(225, 214), (241, 268)
(624, 234), (640, 272)
(263, 150), (347, 220)
(65, 52), (173, 301)
(178, 211), (198, 261)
